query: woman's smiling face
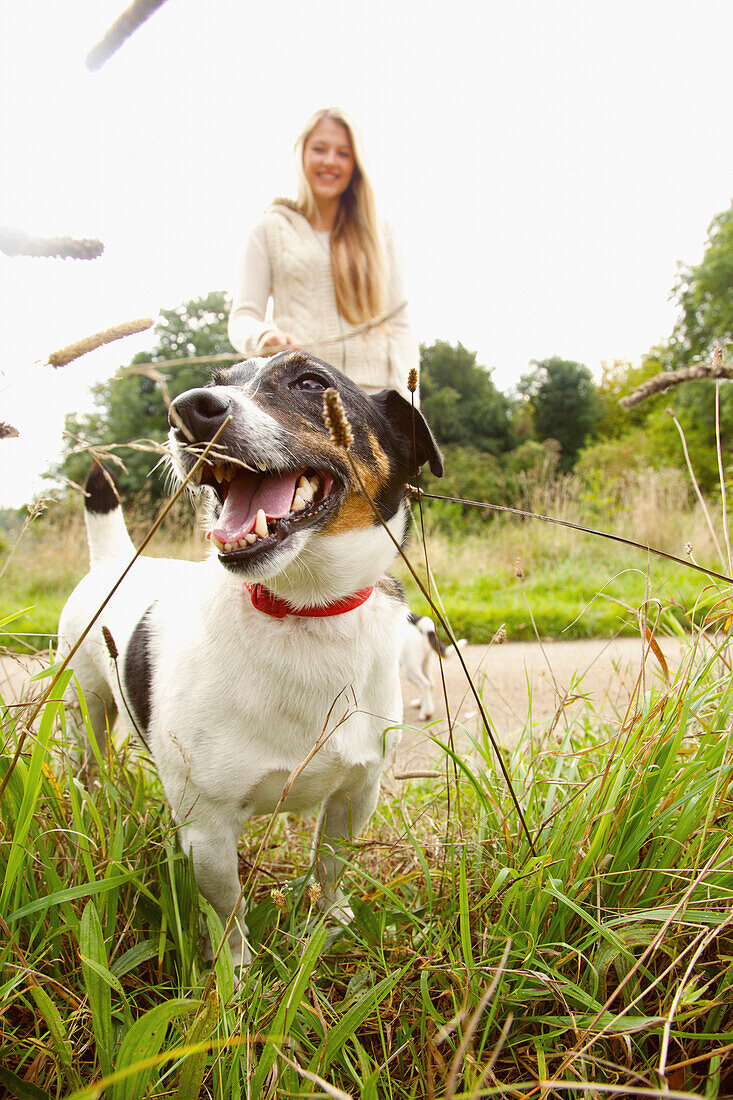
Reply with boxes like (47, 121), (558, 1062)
(302, 117), (355, 206)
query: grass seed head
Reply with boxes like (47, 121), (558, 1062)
(322, 388), (353, 450)
(0, 228), (104, 260)
(86, 0), (169, 71)
(0, 422), (19, 439)
(407, 367), (419, 393)
(102, 626), (119, 661)
(307, 882), (323, 906)
(48, 317), (154, 368)
(270, 887), (287, 911)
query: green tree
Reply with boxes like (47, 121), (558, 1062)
(419, 341), (516, 454)
(58, 292), (235, 503)
(518, 357), (601, 470)
(669, 202), (733, 370)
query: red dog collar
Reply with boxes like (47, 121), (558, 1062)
(244, 582), (374, 619)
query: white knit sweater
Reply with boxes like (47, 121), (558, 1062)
(228, 201), (418, 397)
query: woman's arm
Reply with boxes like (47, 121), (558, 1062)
(228, 223), (297, 355)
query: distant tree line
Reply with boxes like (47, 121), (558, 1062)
(53, 200), (733, 516)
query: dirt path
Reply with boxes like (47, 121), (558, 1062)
(397, 634), (684, 771)
(2, 636), (683, 771)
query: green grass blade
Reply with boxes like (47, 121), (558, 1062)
(109, 998), (199, 1100)
(250, 924), (328, 1094)
(0, 1066), (52, 1100)
(27, 983), (81, 1089)
(78, 901), (114, 1076)
(173, 991), (220, 1100)
(0, 669), (73, 910)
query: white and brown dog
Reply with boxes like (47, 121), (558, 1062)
(58, 352), (442, 968)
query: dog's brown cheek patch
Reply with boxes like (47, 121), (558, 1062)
(325, 449), (391, 536)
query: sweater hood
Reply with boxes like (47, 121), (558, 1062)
(266, 198), (308, 227)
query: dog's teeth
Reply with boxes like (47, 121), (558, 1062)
(191, 466), (203, 484)
(308, 475), (320, 494)
(297, 475), (314, 501)
(212, 462), (228, 483)
(210, 534), (225, 551)
(224, 541), (233, 552)
(245, 533), (257, 545)
(254, 509), (268, 538)
(292, 493), (306, 512)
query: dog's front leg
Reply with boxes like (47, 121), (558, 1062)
(177, 804), (251, 969)
(311, 774), (381, 923)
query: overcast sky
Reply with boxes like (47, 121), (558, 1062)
(2, 0), (732, 508)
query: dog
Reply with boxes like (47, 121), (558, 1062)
(58, 352), (442, 968)
(400, 611), (467, 720)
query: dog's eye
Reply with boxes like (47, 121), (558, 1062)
(291, 373), (329, 393)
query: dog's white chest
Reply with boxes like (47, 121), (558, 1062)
(139, 574), (402, 812)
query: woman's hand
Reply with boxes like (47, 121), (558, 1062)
(256, 329), (299, 356)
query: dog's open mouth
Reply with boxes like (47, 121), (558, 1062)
(194, 460), (339, 559)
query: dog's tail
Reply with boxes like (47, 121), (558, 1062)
(83, 463), (135, 569)
(408, 611), (467, 658)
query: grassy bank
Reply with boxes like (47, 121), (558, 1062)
(1, 468), (728, 651)
(1, 620), (732, 1097)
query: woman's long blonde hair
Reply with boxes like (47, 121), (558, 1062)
(294, 108), (386, 325)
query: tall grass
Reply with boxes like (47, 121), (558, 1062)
(1, 611), (732, 1097)
(0, 468), (724, 650)
(2, 455), (733, 1096)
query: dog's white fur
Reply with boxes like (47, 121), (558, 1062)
(58, 355), (441, 969)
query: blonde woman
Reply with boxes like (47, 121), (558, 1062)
(228, 108), (418, 397)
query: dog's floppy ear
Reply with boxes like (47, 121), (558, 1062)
(370, 389), (444, 477)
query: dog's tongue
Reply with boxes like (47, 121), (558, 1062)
(210, 469), (299, 543)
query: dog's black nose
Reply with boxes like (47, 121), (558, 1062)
(170, 388), (232, 442)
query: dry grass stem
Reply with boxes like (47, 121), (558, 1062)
(620, 346), (732, 407)
(86, 0), (170, 71)
(666, 406), (725, 564)
(48, 318), (154, 369)
(258, 300), (408, 358)
(344, 449), (536, 854)
(0, 228), (104, 260)
(118, 361), (172, 408)
(715, 379), (733, 576)
(322, 389), (353, 450)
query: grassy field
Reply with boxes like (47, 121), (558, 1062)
(2, 469), (733, 1097)
(0, 467), (728, 651)
(1, 618), (732, 1097)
